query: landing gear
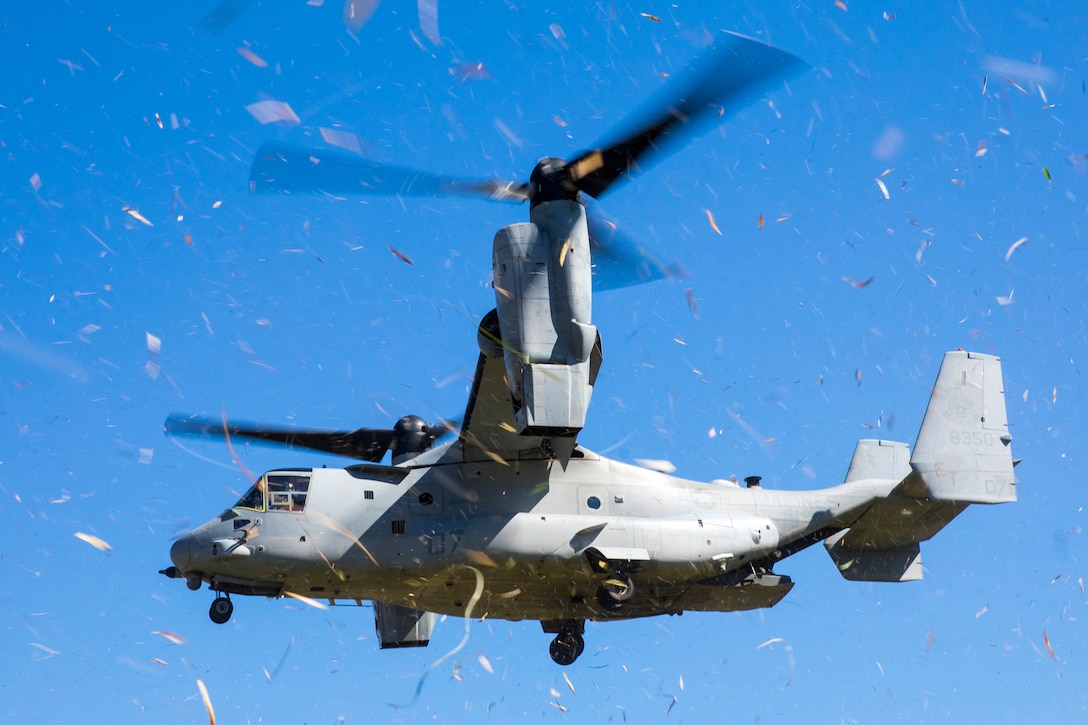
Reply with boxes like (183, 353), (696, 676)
(209, 594), (233, 624)
(548, 621), (585, 666)
(596, 570), (634, 611)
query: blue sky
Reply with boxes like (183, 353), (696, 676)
(2, 0), (1085, 721)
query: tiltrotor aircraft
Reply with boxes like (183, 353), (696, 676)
(161, 33), (1017, 665)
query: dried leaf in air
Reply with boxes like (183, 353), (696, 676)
(640, 12), (662, 22)
(635, 458), (676, 473)
(1005, 237), (1027, 261)
(245, 100), (300, 126)
(74, 531), (112, 551)
(684, 288), (699, 319)
(705, 209), (721, 235)
(842, 276), (874, 288)
(450, 62), (492, 82)
(1005, 77), (1030, 96)
(284, 591), (329, 610)
(1043, 630), (1057, 660)
(755, 637), (796, 686)
(388, 246), (414, 266)
(319, 127), (365, 154)
(236, 47), (268, 67)
(478, 652), (494, 674)
(123, 206), (154, 226)
(418, 0), (440, 45)
(152, 630), (188, 645)
(342, 0), (380, 33)
(462, 548), (500, 567)
(197, 679), (217, 725)
(30, 642), (60, 658)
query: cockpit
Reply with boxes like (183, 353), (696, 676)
(233, 470), (312, 513)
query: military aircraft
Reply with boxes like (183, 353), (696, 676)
(161, 33), (1017, 665)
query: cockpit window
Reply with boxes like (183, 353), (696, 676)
(267, 473), (310, 512)
(235, 480), (266, 511)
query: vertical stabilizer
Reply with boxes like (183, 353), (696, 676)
(909, 351), (1016, 504)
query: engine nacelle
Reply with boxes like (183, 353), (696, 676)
(492, 199), (601, 436)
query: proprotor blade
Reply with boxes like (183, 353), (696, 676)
(164, 414), (395, 462)
(564, 32), (807, 199)
(584, 200), (683, 291)
(250, 141), (530, 202)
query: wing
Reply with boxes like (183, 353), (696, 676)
(456, 351), (547, 463)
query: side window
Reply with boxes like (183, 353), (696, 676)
(267, 474), (310, 512)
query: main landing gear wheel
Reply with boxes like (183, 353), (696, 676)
(549, 624), (585, 666)
(596, 571), (635, 611)
(209, 596), (233, 624)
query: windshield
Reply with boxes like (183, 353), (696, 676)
(233, 472), (312, 512)
(234, 479), (265, 511)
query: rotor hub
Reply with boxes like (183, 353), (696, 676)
(391, 415), (433, 464)
(529, 157), (579, 205)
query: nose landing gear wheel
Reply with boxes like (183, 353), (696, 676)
(596, 571), (634, 611)
(549, 626), (585, 666)
(209, 596), (233, 624)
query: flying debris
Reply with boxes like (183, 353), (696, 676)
(74, 532), (113, 551)
(162, 32), (1016, 669)
(1005, 237), (1028, 262)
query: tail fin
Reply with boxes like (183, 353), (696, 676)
(909, 350), (1016, 504)
(825, 351), (1016, 582)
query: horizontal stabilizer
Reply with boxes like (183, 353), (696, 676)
(910, 351), (1016, 504)
(824, 530), (923, 582)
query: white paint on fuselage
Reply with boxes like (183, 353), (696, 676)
(177, 442), (898, 621)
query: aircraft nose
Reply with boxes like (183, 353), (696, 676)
(170, 534), (193, 571)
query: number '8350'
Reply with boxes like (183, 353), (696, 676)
(950, 430), (993, 446)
